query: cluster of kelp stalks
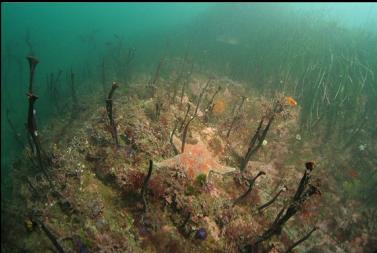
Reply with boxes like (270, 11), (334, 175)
(1, 52), (332, 253)
(188, 6), (377, 237)
(193, 5), (377, 149)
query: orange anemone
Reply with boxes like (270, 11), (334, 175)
(286, 96), (298, 107)
(348, 169), (359, 178)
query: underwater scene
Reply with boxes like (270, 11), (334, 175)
(1, 3), (377, 253)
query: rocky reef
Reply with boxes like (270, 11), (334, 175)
(2, 57), (376, 253)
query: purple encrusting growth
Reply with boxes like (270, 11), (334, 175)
(75, 238), (89, 253)
(195, 228), (207, 240)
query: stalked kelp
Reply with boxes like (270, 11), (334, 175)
(25, 56), (51, 184)
(179, 103), (191, 132)
(106, 34), (136, 84)
(232, 171), (265, 206)
(179, 60), (194, 105)
(46, 70), (64, 114)
(105, 81), (119, 148)
(70, 68), (78, 112)
(140, 160), (153, 212)
(257, 185), (287, 213)
(33, 217), (66, 253)
(169, 52), (189, 105)
(6, 109), (24, 149)
(246, 162), (321, 251)
(226, 95), (246, 138)
(240, 100), (283, 171)
(203, 85), (221, 121)
(180, 79), (211, 153)
(101, 57), (106, 95)
(181, 114), (195, 153)
(283, 226), (317, 253)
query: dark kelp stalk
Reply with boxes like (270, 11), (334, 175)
(106, 81), (120, 148)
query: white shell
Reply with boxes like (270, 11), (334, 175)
(358, 144), (366, 151)
(296, 134), (302, 141)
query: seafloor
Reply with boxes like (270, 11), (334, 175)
(2, 64), (376, 253)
